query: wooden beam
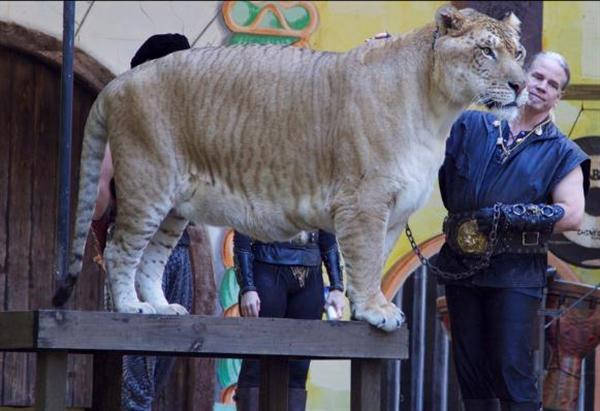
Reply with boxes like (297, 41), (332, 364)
(91, 352), (122, 411)
(0, 311), (35, 349)
(0, 310), (408, 410)
(260, 356), (289, 411)
(34, 351), (67, 411)
(563, 84), (600, 101)
(7, 310), (408, 360)
(351, 359), (384, 411)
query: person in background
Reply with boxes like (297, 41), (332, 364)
(91, 33), (194, 411)
(435, 51), (590, 411)
(233, 229), (345, 411)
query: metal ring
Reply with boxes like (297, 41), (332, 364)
(512, 204), (526, 216)
(541, 205), (555, 217)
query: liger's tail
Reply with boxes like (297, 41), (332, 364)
(52, 96), (108, 307)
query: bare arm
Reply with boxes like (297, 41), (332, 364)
(551, 166), (585, 233)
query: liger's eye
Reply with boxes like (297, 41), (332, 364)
(481, 47), (494, 57)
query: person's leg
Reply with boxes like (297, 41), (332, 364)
(445, 285), (499, 411)
(284, 266), (325, 411)
(122, 355), (157, 411)
(153, 243), (195, 395)
(237, 262), (288, 387)
(485, 289), (542, 411)
(121, 243), (194, 411)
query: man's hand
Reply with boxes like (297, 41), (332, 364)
(325, 289), (346, 319)
(240, 291), (261, 317)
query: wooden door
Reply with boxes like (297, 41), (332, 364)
(0, 45), (103, 407)
(0, 21), (216, 409)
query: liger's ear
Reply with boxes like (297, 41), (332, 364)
(502, 12), (521, 33)
(435, 5), (466, 35)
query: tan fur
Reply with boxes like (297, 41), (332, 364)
(56, 5), (526, 331)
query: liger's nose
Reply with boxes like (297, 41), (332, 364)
(508, 80), (525, 95)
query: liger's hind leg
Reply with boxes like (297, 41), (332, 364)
(104, 202), (171, 314)
(135, 211), (189, 315)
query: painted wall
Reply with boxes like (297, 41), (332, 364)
(0, 1), (229, 75)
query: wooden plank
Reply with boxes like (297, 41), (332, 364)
(30, 58), (59, 311)
(67, 82), (97, 410)
(182, 225), (217, 411)
(0, 48), (12, 301)
(4, 49), (36, 406)
(350, 359), (383, 411)
(563, 84), (600, 101)
(91, 352), (122, 411)
(0, 311), (35, 349)
(260, 356), (289, 411)
(34, 351), (67, 411)
(0, 46), (14, 405)
(154, 357), (189, 411)
(185, 357), (215, 411)
(33, 311), (408, 359)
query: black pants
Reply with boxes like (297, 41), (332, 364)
(237, 261), (325, 389)
(445, 285), (542, 410)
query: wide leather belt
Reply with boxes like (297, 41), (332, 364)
(443, 211), (547, 256)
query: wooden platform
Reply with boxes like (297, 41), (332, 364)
(0, 310), (408, 411)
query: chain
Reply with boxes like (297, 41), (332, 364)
(405, 203), (502, 280)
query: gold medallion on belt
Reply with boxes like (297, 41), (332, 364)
(456, 219), (488, 254)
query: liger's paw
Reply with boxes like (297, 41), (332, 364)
(153, 303), (189, 315)
(118, 301), (157, 314)
(352, 299), (405, 332)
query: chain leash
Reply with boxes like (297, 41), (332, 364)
(405, 203), (502, 280)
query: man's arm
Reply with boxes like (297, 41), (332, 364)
(233, 231), (260, 317)
(551, 166), (585, 233)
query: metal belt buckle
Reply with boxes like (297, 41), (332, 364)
(290, 232), (309, 245)
(457, 219), (488, 254)
(522, 231), (540, 246)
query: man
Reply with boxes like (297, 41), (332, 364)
(233, 229), (345, 411)
(436, 51), (590, 411)
(92, 33), (194, 411)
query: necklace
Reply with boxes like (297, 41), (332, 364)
(494, 117), (551, 163)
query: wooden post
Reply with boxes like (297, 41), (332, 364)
(34, 351), (68, 411)
(351, 359), (383, 411)
(91, 352), (122, 411)
(260, 356), (289, 411)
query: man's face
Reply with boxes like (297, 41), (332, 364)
(525, 55), (567, 114)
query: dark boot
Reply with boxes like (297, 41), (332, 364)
(464, 398), (501, 411)
(288, 388), (307, 411)
(234, 387), (259, 411)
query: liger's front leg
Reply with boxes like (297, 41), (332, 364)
(334, 202), (405, 332)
